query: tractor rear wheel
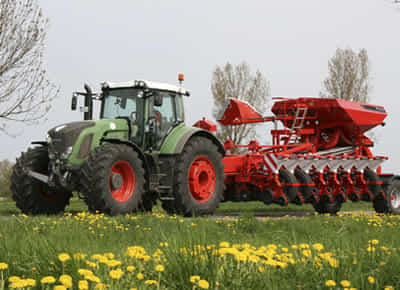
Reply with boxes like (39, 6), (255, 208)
(163, 137), (224, 216)
(373, 178), (400, 215)
(10, 146), (72, 215)
(80, 144), (146, 215)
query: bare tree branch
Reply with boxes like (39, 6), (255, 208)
(0, 0), (58, 133)
(320, 48), (370, 103)
(211, 62), (270, 150)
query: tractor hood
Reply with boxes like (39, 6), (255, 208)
(47, 121), (96, 159)
(47, 119), (130, 163)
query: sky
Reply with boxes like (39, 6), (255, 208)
(2, 0), (400, 172)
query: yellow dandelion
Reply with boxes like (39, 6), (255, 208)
(25, 278), (36, 287)
(8, 276), (20, 283)
(0, 262), (8, 270)
(58, 253), (71, 263)
(384, 286), (394, 290)
(312, 243), (324, 251)
(219, 241), (230, 248)
(126, 265), (136, 272)
(86, 275), (101, 283)
(41, 276), (56, 284)
(368, 276), (375, 284)
(137, 273), (144, 280)
(155, 265), (165, 272)
(78, 280), (89, 290)
(78, 269), (93, 277)
(54, 285), (67, 290)
(59, 275), (72, 288)
(145, 280), (158, 285)
(109, 269), (124, 280)
(95, 283), (108, 290)
(340, 280), (351, 287)
(198, 280), (210, 289)
(190, 275), (200, 283)
(325, 280), (336, 287)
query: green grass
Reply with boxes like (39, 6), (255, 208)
(0, 197), (375, 217)
(0, 199), (399, 289)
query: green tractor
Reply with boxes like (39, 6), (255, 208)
(11, 77), (225, 216)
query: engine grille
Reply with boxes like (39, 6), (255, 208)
(48, 121), (95, 156)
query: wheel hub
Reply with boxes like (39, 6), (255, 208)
(110, 173), (123, 189)
(188, 156), (216, 203)
(390, 188), (400, 209)
(108, 160), (135, 203)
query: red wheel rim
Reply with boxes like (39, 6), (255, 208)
(188, 156), (216, 203)
(108, 160), (135, 202)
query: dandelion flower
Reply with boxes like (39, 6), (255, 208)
(137, 273), (144, 280)
(41, 276), (56, 284)
(25, 278), (36, 287)
(145, 280), (158, 285)
(0, 262), (8, 270)
(198, 280), (210, 289)
(58, 253), (71, 263)
(54, 285), (67, 290)
(325, 280), (336, 287)
(155, 265), (165, 272)
(95, 283), (108, 290)
(312, 243), (324, 251)
(8, 276), (20, 283)
(109, 268), (124, 280)
(78, 280), (89, 290)
(368, 276), (375, 284)
(340, 280), (351, 287)
(59, 275), (72, 288)
(190, 275), (200, 283)
(126, 265), (136, 272)
(384, 286), (394, 290)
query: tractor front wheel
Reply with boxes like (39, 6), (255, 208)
(163, 137), (224, 216)
(80, 144), (146, 215)
(11, 146), (72, 215)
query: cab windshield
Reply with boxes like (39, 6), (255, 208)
(101, 88), (144, 121)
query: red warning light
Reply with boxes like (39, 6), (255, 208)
(178, 74), (184, 82)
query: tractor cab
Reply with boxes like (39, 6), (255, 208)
(72, 79), (190, 151)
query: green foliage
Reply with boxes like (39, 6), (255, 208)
(0, 159), (13, 198)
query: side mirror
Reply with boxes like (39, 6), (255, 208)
(71, 94), (77, 110)
(153, 92), (163, 107)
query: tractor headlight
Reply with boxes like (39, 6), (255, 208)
(61, 146), (73, 159)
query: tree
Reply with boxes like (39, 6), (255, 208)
(0, 159), (13, 198)
(0, 0), (58, 132)
(320, 48), (370, 103)
(211, 62), (270, 147)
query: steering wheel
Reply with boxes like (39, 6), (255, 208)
(130, 111), (136, 119)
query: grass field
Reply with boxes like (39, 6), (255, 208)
(0, 198), (399, 289)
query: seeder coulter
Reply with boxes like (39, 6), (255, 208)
(214, 97), (399, 214)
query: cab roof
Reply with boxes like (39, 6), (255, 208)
(101, 80), (190, 96)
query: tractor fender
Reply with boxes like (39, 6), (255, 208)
(173, 129), (225, 156)
(100, 137), (150, 188)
